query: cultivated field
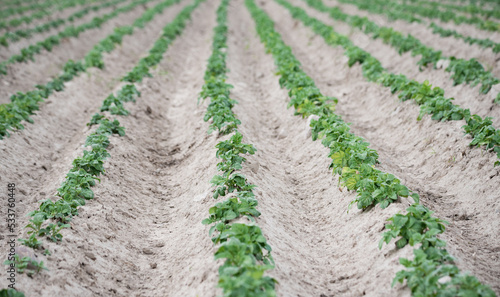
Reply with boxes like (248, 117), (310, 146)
(0, 0), (499, 296)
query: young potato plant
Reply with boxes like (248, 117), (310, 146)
(284, 0), (500, 166)
(200, 1), (277, 295)
(3, 254), (47, 276)
(0, 289), (26, 297)
(247, 0), (495, 295)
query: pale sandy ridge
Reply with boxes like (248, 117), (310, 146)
(260, 0), (500, 293)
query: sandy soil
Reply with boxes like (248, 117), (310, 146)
(0, 0), (135, 60)
(0, 0), (499, 296)
(0, 0), (164, 104)
(259, 0), (500, 293)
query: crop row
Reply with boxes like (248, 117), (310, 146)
(0, 0), (177, 140)
(10, 0), (201, 280)
(247, 0), (496, 295)
(0, 0), (156, 75)
(359, 0), (500, 32)
(293, 0), (500, 166)
(309, 0), (500, 97)
(0, 0), (95, 30)
(0, 0), (45, 7)
(199, 0), (277, 295)
(406, 0), (500, 21)
(0, 0), (130, 47)
(0, 0), (68, 20)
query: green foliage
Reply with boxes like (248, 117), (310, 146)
(216, 237), (277, 297)
(18, 0), (204, 262)
(251, 0), (418, 210)
(0, 289), (26, 297)
(199, 0), (240, 135)
(394, 249), (496, 297)
(379, 204), (447, 250)
(337, 0), (500, 33)
(203, 195), (261, 227)
(39, 222), (71, 242)
(100, 84), (141, 115)
(3, 255), (47, 276)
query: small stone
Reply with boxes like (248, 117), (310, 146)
(85, 252), (96, 260)
(150, 263), (157, 269)
(143, 248), (154, 255)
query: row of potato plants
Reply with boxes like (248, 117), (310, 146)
(0, 0), (130, 47)
(335, 0), (500, 55)
(0, 0), (45, 7)
(304, 0), (500, 97)
(0, 0), (180, 140)
(11, 0), (202, 276)
(407, 0), (500, 21)
(247, 0), (496, 295)
(0, 0), (94, 30)
(358, 0), (500, 32)
(295, 0), (500, 166)
(200, 0), (277, 295)
(0, 0), (69, 20)
(0, 0), (156, 74)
